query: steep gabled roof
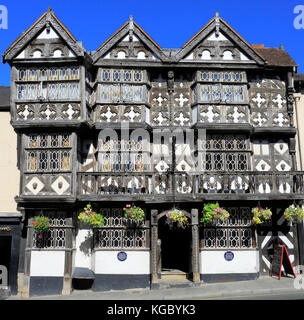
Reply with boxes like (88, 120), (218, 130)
(2, 7), (85, 63)
(252, 45), (297, 67)
(174, 13), (266, 65)
(92, 16), (167, 63)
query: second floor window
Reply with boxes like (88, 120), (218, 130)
(100, 84), (145, 103)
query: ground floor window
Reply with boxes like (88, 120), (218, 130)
(32, 211), (67, 249)
(201, 207), (255, 249)
(94, 208), (149, 249)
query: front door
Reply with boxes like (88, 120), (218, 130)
(158, 217), (191, 273)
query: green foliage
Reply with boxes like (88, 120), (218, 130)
(252, 207), (272, 224)
(123, 204), (145, 223)
(200, 203), (229, 224)
(284, 205), (304, 223)
(78, 204), (105, 227)
(32, 216), (51, 233)
(165, 209), (189, 229)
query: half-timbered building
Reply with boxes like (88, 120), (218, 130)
(2, 8), (304, 296)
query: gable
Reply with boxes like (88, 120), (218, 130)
(175, 14), (265, 65)
(2, 8), (83, 63)
(14, 26), (77, 60)
(93, 17), (166, 63)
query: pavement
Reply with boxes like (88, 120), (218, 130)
(5, 275), (304, 300)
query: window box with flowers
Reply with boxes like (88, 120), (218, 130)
(200, 203), (230, 225)
(78, 204), (105, 228)
(165, 209), (189, 229)
(284, 205), (304, 225)
(123, 204), (145, 225)
(251, 207), (272, 225)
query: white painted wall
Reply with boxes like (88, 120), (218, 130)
(30, 251), (65, 277)
(74, 228), (93, 269)
(93, 250), (150, 274)
(200, 250), (259, 274)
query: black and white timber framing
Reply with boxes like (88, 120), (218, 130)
(2, 8), (304, 296)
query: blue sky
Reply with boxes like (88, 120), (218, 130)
(0, 0), (303, 85)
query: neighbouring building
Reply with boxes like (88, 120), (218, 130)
(0, 85), (22, 296)
(2, 8), (304, 297)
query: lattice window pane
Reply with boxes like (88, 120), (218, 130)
(216, 229), (227, 248)
(28, 84), (37, 99)
(212, 84), (221, 101)
(70, 67), (79, 80)
(113, 70), (121, 82)
(112, 84), (120, 101)
(122, 84), (132, 101)
(223, 85), (233, 102)
(229, 229), (240, 248)
(50, 150), (60, 170)
(237, 153), (248, 171)
(123, 70), (132, 82)
(201, 85), (210, 101)
(134, 70), (143, 82)
(100, 85), (111, 101)
(234, 86), (244, 102)
(102, 69), (111, 81)
(204, 229), (215, 248)
(27, 151), (37, 171)
(241, 229), (252, 248)
(17, 85), (27, 100)
(59, 83), (68, 99)
(123, 229), (134, 247)
(19, 69), (27, 81)
(133, 86), (143, 102)
(70, 84), (79, 99)
(38, 151), (48, 170)
(61, 151), (70, 170)
(111, 229), (122, 248)
(225, 153), (236, 171)
(213, 153), (224, 170)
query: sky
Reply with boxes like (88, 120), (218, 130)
(0, 0), (303, 85)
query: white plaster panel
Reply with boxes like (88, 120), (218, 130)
(94, 250), (150, 274)
(37, 27), (59, 39)
(30, 250), (65, 277)
(74, 228), (93, 269)
(200, 250), (259, 274)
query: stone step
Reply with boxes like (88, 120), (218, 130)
(161, 269), (188, 280)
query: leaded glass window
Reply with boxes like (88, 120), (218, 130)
(94, 208), (148, 249)
(70, 83), (79, 99)
(32, 211), (67, 249)
(212, 84), (221, 101)
(201, 85), (210, 101)
(25, 133), (72, 172)
(202, 207), (254, 249)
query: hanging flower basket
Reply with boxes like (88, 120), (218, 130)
(32, 216), (51, 235)
(200, 203), (229, 225)
(123, 204), (145, 223)
(284, 205), (304, 224)
(78, 204), (105, 227)
(165, 209), (189, 229)
(252, 207), (272, 224)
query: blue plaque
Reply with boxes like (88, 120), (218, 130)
(117, 251), (127, 261)
(224, 251), (234, 261)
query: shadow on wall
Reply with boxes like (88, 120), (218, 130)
(78, 230), (93, 256)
